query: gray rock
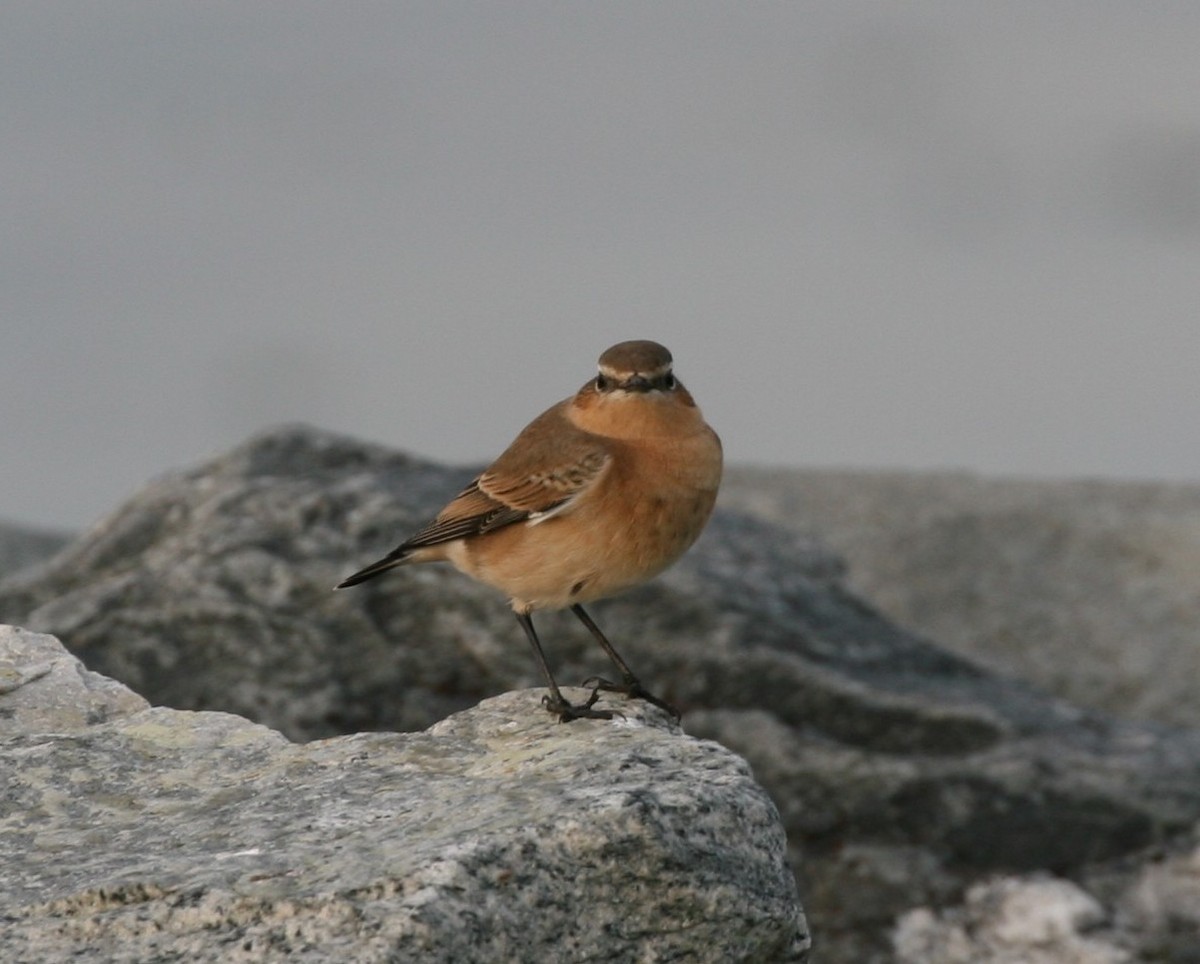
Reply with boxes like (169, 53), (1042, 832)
(721, 466), (1200, 728)
(0, 520), (72, 583)
(1114, 831), (1200, 961)
(894, 827), (1200, 964)
(4, 425), (1200, 962)
(0, 623), (147, 734)
(893, 875), (1130, 964)
(0, 626), (810, 964)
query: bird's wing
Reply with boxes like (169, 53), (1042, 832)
(336, 400), (610, 588)
(398, 400), (612, 552)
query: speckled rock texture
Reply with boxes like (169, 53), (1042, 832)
(0, 626), (810, 964)
(0, 622), (147, 733)
(894, 876), (1131, 964)
(894, 831), (1200, 964)
(4, 425), (1200, 962)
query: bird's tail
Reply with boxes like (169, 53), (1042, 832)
(334, 549), (412, 589)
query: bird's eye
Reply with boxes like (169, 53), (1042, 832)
(595, 374), (610, 391)
(663, 374), (677, 389)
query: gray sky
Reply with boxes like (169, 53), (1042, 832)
(4, 3), (1200, 530)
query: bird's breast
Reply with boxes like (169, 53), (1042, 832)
(454, 423), (721, 612)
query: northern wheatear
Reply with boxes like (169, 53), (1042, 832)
(337, 340), (722, 721)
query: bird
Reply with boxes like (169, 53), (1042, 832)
(336, 339), (722, 722)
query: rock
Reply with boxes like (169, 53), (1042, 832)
(0, 626), (810, 963)
(0, 519), (71, 583)
(893, 876), (1130, 964)
(0, 623), (147, 734)
(720, 466), (1200, 728)
(893, 828), (1200, 964)
(1119, 838), (1200, 944)
(4, 425), (1200, 963)
(1099, 826), (1200, 962)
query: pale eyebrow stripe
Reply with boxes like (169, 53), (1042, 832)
(597, 362), (672, 379)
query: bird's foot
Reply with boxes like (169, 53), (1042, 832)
(581, 675), (680, 721)
(541, 689), (617, 723)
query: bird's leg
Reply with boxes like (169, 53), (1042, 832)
(515, 611), (613, 722)
(571, 604), (680, 720)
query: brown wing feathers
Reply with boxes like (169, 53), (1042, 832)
(334, 469), (587, 589)
(334, 479), (519, 588)
(336, 405), (611, 590)
(401, 480), (541, 547)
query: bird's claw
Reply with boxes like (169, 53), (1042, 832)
(580, 675), (680, 721)
(541, 689), (616, 723)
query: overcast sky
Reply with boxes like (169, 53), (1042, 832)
(4, 3), (1200, 530)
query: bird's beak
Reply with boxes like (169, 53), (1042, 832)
(622, 375), (652, 392)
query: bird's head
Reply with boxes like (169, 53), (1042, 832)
(570, 340), (702, 438)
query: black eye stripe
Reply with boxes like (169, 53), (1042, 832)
(594, 371), (676, 391)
